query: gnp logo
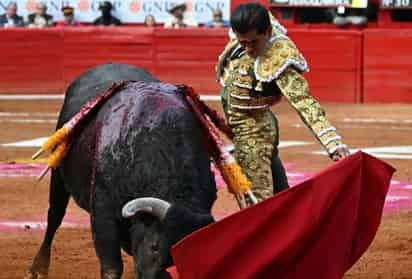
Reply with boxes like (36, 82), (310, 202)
(141, 0), (192, 13)
(129, 0), (141, 13)
(25, 0), (89, 12)
(193, 1), (227, 13)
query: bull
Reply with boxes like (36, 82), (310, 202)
(26, 63), (217, 279)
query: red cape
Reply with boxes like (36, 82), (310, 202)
(167, 152), (395, 279)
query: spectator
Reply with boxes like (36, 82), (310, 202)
(27, 2), (54, 28)
(299, 8), (334, 23)
(333, 6), (368, 27)
(205, 8), (230, 28)
(392, 10), (412, 22)
(93, 1), (121, 26)
(164, 0), (198, 28)
(0, 2), (24, 28)
(144, 14), (156, 27)
(56, 6), (82, 27)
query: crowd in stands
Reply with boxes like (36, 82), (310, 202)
(0, 2), (24, 27)
(292, 5), (378, 27)
(1, 1), (411, 29)
(277, 4), (411, 27)
(0, 1), (230, 28)
(0, 1), (124, 28)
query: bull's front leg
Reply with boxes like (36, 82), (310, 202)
(92, 188), (123, 279)
(25, 171), (70, 279)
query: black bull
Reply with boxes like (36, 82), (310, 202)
(26, 64), (216, 279)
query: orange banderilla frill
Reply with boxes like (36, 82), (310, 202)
(32, 126), (70, 160)
(32, 82), (126, 181)
(214, 141), (258, 208)
(181, 85), (257, 208)
(36, 142), (70, 181)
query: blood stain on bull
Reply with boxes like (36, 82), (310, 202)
(25, 63), (217, 279)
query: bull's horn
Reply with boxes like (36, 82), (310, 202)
(122, 197), (171, 220)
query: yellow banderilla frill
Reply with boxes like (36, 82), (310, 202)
(219, 161), (251, 194)
(32, 127), (70, 160)
(36, 141), (70, 181)
(31, 81), (127, 182)
(218, 157), (258, 208)
(32, 127), (71, 181)
(47, 142), (70, 169)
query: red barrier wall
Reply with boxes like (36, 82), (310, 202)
(288, 30), (363, 103)
(0, 27), (364, 103)
(363, 29), (412, 103)
(62, 27), (155, 89)
(153, 28), (227, 93)
(0, 28), (64, 93)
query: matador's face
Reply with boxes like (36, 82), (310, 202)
(235, 28), (272, 58)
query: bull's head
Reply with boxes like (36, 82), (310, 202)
(122, 198), (213, 279)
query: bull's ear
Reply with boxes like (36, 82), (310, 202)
(122, 197), (171, 220)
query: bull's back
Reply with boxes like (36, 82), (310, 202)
(61, 81), (216, 214)
(57, 63), (158, 129)
(94, 82), (216, 216)
(57, 64), (157, 210)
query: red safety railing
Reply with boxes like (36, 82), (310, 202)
(363, 29), (412, 103)
(0, 27), (410, 103)
(288, 29), (363, 103)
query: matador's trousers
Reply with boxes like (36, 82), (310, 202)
(223, 101), (289, 201)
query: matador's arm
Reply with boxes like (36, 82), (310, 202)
(275, 68), (348, 158)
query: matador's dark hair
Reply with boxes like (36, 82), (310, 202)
(230, 3), (271, 35)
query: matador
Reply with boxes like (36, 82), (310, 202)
(217, 3), (350, 202)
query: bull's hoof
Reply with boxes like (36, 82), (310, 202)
(23, 270), (48, 279)
(102, 269), (122, 279)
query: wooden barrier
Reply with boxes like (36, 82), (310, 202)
(1, 27), (408, 103)
(0, 28), (64, 94)
(363, 29), (412, 103)
(62, 27), (155, 89)
(153, 28), (227, 93)
(289, 29), (363, 103)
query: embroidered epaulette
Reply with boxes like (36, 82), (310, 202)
(254, 34), (309, 83)
(216, 39), (240, 83)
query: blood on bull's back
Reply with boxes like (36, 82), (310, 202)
(57, 63), (159, 128)
(26, 63), (217, 279)
(59, 71), (216, 218)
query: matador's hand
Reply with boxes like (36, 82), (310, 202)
(330, 146), (350, 161)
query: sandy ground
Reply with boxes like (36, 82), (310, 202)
(0, 99), (411, 278)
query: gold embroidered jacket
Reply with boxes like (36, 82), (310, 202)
(217, 33), (346, 155)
